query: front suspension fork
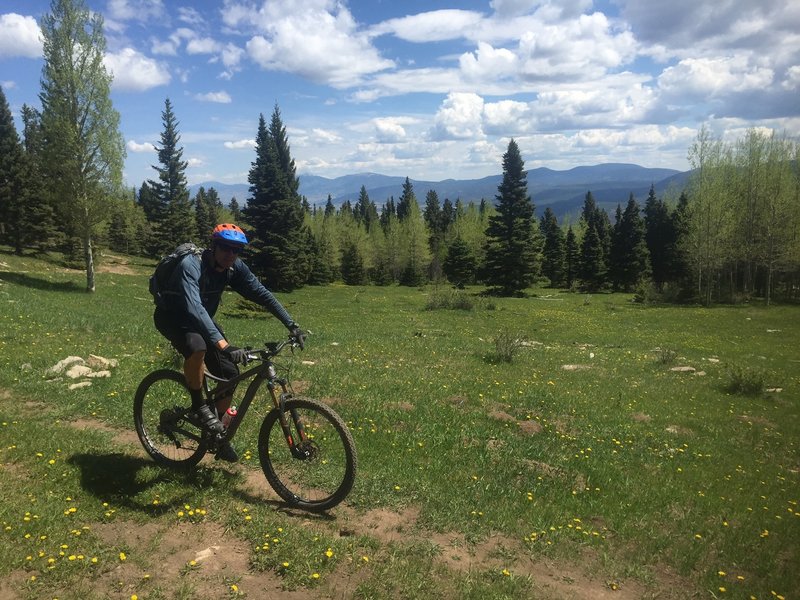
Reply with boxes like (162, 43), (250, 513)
(268, 381), (310, 459)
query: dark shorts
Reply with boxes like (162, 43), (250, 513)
(153, 309), (239, 381)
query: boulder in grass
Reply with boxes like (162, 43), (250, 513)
(670, 366), (696, 373)
(47, 356), (85, 375)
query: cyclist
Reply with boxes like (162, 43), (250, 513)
(153, 223), (304, 462)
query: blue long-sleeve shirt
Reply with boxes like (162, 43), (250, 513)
(159, 249), (295, 345)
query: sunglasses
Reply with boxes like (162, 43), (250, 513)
(217, 243), (243, 255)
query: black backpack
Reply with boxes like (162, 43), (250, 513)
(148, 243), (203, 308)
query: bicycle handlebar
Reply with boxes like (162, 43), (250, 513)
(244, 331), (309, 362)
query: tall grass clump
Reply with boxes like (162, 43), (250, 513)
(425, 289), (481, 310)
(493, 328), (525, 363)
(724, 364), (767, 395)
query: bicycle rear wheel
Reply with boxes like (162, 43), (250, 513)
(258, 398), (357, 512)
(134, 369), (207, 468)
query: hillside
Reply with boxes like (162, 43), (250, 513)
(190, 163), (691, 222)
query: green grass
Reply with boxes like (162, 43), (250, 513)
(0, 247), (798, 600)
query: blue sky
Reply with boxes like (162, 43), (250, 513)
(1, 0), (798, 188)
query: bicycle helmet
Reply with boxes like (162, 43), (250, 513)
(211, 223), (248, 246)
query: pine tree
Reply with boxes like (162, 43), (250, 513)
(423, 189), (445, 280)
(643, 184), (673, 289)
(149, 98), (193, 252)
(194, 186), (210, 240)
(0, 86), (27, 252)
(483, 139), (540, 296)
(399, 198), (431, 286)
(39, 0), (125, 290)
(565, 226), (579, 288)
(340, 239), (366, 285)
(396, 177), (416, 221)
(229, 196), (243, 223)
(244, 107), (311, 290)
(540, 207), (565, 287)
(19, 104), (59, 251)
(579, 224), (606, 291)
(443, 235), (477, 288)
(611, 195), (651, 291)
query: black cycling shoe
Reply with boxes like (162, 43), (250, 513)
(215, 441), (239, 463)
(192, 404), (224, 435)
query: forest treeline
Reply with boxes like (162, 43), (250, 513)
(1, 0), (798, 304)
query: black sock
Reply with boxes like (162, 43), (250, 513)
(189, 388), (204, 410)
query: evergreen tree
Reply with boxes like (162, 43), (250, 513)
(340, 239), (366, 285)
(540, 207), (565, 287)
(324, 195), (335, 218)
(149, 98), (193, 252)
(483, 139), (540, 295)
(441, 197), (455, 233)
(609, 204), (625, 289)
(579, 224), (606, 291)
(380, 196), (396, 231)
(423, 189), (445, 280)
(244, 107), (311, 290)
(578, 191), (611, 289)
(643, 184), (673, 289)
(19, 104), (59, 251)
(229, 196), (243, 223)
(611, 194), (651, 291)
(443, 235), (477, 287)
(399, 198), (431, 286)
(396, 177), (416, 221)
(0, 86), (27, 252)
(39, 0), (125, 290)
(194, 186), (211, 241)
(565, 226), (579, 288)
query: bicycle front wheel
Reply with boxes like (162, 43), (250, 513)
(133, 369), (207, 468)
(258, 398), (357, 512)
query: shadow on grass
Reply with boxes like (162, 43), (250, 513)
(0, 271), (84, 293)
(68, 452), (242, 514)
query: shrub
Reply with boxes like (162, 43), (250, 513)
(426, 289), (477, 311)
(656, 347), (678, 365)
(724, 364), (767, 396)
(493, 328), (525, 363)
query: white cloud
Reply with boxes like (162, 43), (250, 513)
(459, 42), (518, 81)
(224, 139), (256, 149)
(370, 10), (484, 43)
(186, 37), (221, 55)
(241, 2), (393, 87)
(151, 38), (177, 55)
(431, 92), (486, 141)
(311, 128), (341, 143)
(1, 80), (16, 90)
(178, 7), (205, 26)
(104, 48), (171, 91)
(0, 13), (42, 59)
(658, 56), (775, 99)
(187, 157), (204, 168)
(373, 118), (408, 143)
(783, 65), (800, 90)
(107, 0), (165, 22)
(127, 140), (156, 153)
(195, 91), (232, 103)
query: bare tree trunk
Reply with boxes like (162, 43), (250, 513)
(84, 235), (95, 292)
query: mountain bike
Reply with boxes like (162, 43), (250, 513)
(133, 336), (357, 512)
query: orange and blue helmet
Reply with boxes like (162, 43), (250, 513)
(211, 223), (248, 246)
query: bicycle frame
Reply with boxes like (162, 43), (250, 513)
(201, 346), (310, 458)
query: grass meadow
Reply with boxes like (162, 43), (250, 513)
(0, 248), (797, 600)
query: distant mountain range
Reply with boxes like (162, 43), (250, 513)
(190, 163), (692, 222)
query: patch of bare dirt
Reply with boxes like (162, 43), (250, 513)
(96, 263), (136, 275)
(737, 414), (777, 429)
(337, 506), (421, 542)
(489, 409), (516, 423)
(632, 412), (652, 423)
(445, 394), (468, 406)
(388, 401), (415, 412)
(518, 419), (543, 435)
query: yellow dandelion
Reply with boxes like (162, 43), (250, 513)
(119, 552), (127, 561)
(501, 568), (511, 576)
(230, 584), (239, 592)
(325, 548), (334, 558)
(312, 573), (320, 579)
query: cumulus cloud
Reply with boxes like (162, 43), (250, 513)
(372, 118), (409, 143)
(224, 139), (256, 149)
(178, 7), (205, 26)
(311, 128), (341, 143)
(0, 13), (42, 59)
(127, 140), (156, 153)
(236, 2), (393, 87)
(195, 91), (232, 103)
(187, 157), (204, 167)
(431, 92), (486, 141)
(186, 36), (221, 55)
(104, 48), (171, 91)
(783, 65), (800, 90)
(658, 56), (775, 99)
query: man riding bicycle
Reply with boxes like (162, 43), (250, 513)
(153, 223), (303, 462)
